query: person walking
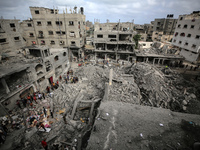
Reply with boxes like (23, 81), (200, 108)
(41, 139), (48, 150)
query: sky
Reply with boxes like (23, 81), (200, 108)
(0, 0), (200, 24)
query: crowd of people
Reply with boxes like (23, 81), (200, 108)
(16, 91), (46, 109)
(12, 69), (79, 149)
(46, 70), (79, 94)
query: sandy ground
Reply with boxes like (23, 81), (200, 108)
(87, 101), (200, 150)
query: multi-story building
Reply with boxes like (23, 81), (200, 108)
(0, 46), (69, 114)
(0, 19), (25, 53)
(134, 23), (153, 42)
(86, 20), (93, 31)
(144, 23), (154, 42)
(152, 15), (177, 42)
(172, 11), (200, 62)
(93, 22), (136, 61)
(21, 6), (86, 58)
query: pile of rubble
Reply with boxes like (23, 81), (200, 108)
(1, 65), (109, 150)
(137, 42), (179, 55)
(108, 62), (198, 113)
(127, 62), (199, 112)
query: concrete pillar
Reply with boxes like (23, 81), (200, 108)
(89, 101), (95, 124)
(105, 54), (107, 60)
(105, 43), (107, 51)
(1, 78), (10, 94)
(40, 50), (43, 58)
(153, 58), (155, 65)
(109, 68), (113, 86)
(103, 83), (109, 101)
(158, 59), (160, 65)
(94, 52), (96, 61)
(162, 59), (165, 65)
(146, 57), (149, 63)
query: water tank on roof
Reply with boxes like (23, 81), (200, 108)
(80, 7), (84, 14)
(167, 14), (174, 18)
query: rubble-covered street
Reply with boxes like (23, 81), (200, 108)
(0, 59), (200, 150)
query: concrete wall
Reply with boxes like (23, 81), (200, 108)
(172, 12), (200, 62)
(0, 47), (70, 114)
(139, 41), (153, 49)
(180, 48), (199, 62)
(0, 19), (25, 52)
(24, 7), (86, 49)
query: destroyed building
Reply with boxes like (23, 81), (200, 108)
(0, 19), (26, 53)
(152, 14), (177, 42)
(93, 22), (136, 61)
(0, 46), (69, 115)
(0, 4), (200, 150)
(134, 23), (154, 42)
(21, 6), (86, 59)
(172, 11), (200, 63)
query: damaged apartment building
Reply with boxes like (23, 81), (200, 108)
(172, 11), (200, 63)
(0, 46), (69, 115)
(152, 14), (177, 42)
(93, 21), (136, 61)
(20, 6), (86, 59)
(0, 19), (26, 53)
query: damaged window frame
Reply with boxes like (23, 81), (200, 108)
(48, 31), (53, 35)
(10, 23), (15, 28)
(55, 21), (63, 26)
(35, 10), (40, 14)
(69, 21), (74, 26)
(29, 33), (34, 37)
(37, 21), (42, 26)
(0, 38), (7, 43)
(97, 34), (103, 38)
(14, 37), (20, 41)
(27, 23), (32, 27)
(50, 40), (55, 45)
(47, 21), (52, 26)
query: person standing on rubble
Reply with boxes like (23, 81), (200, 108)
(38, 93), (42, 101)
(65, 78), (68, 84)
(21, 97), (26, 107)
(42, 93), (45, 99)
(16, 100), (22, 109)
(39, 122), (46, 132)
(50, 109), (54, 118)
(33, 95), (37, 104)
(27, 95), (31, 103)
(30, 95), (34, 102)
(43, 107), (47, 117)
(46, 86), (50, 93)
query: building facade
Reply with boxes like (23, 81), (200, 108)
(172, 11), (200, 62)
(152, 15), (177, 42)
(93, 22), (136, 61)
(21, 7), (86, 58)
(0, 46), (69, 114)
(0, 19), (25, 53)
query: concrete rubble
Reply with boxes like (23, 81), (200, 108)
(107, 61), (200, 114)
(0, 59), (200, 150)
